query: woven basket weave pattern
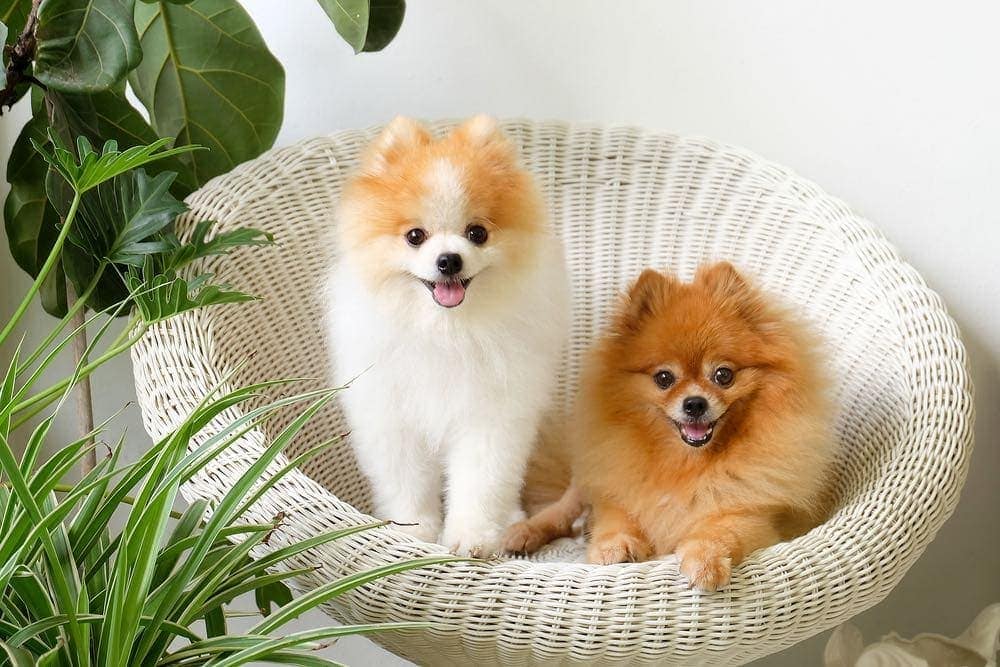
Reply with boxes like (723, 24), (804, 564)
(130, 120), (973, 666)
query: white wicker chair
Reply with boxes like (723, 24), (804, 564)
(130, 120), (974, 666)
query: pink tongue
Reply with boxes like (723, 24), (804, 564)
(432, 281), (466, 307)
(682, 423), (710, 440)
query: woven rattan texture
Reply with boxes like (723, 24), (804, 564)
(130, 120), (974, 666)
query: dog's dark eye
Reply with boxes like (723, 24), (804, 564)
(713, 367), (734, 387)
(405, 228), (427, 247)
(466, 224), (488, 245)
(653, 370), (675, 389)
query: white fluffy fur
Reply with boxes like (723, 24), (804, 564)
(325, 157), (569, 557)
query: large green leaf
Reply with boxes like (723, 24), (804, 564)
(130, 0), (285, 187)
(362, 0), (406, 52)
(33, 0), (141, 92)
(0, 0), (29, 53)
(3, 113), (68, 316)
(316, 0), (406, 53)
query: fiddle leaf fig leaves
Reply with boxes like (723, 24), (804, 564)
(0, 1), (30, 48)
(3, 113), (68, 316)
(1, 0), (406, 320)
(363, 0), (406, 52)
(317, 0), (406, 53)
(33, 0), (141, 92)
(130, 0), (285, 188)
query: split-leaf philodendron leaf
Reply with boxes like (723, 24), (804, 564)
(45, 89), (198, 196)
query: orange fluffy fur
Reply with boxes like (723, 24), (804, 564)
(504, 262), (833, 590)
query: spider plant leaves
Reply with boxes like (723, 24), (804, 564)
(0, 641), (35, 667)
(130, 0), (285, 188)
(317, 0), (406, 53)
(250, 557), (457, 635)
(3, 113), (68, 317)
(3, 314), (442, 663)
(33, 0), (141, 93)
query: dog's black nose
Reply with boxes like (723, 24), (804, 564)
(682, 396), (708, 417)
(436, 253), (463, 276)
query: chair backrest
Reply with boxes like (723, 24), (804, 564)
(158, 120), (961, 529)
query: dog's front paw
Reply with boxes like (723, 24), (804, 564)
(676, 540), (732, 591)
(441, 520), (503, 558)
(502, 520), (550, 555)
(587, 532), (651, 565)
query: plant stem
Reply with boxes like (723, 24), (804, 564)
(67, 282), (97, 473)
(0, 191), (81, 347)
(0, 0), (43, 113)
(19, 262), (107, 373)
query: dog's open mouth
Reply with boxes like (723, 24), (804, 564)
(420, 277), (473, 308)
(673, 420), (717, 447)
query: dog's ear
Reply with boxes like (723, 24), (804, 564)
(697, 261), (779, 329)
(619, 269), (673, 330)
(361, 116), (431, 175)
(453, 114), (503, 146)
(696, 262), (752, 298)
(451, 115), (518, 161)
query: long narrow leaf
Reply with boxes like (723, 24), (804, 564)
(132, 392), (338, 662)
(209, 623), (428, 667)
(252, 557), (459, 634)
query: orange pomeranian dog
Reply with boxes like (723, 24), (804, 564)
(503, 262), (833, 591)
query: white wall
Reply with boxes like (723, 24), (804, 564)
(2, 1), (997, 664)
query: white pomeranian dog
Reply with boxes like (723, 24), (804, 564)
(325, 116), (569, 556)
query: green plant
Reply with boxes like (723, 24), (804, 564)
(2, 0), (406, 463)
(1, 0), (406, 318)
(0, 138), (454, 664)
